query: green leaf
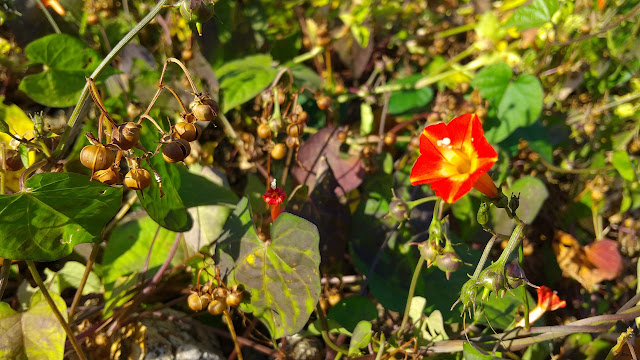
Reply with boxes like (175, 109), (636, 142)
(612, 150), (636, 181)
(477, 289), (534, 329)
(388, 74), (434, 115)
(288, 63), (322, 89)
(490, 176), (548, 234)
(101, 214), (185, 285)
(472, 63), (513, 105)
(0, 290), (67, 360)
(505, 0), (559, 30)
(328, 295), (377, 333)
(137, 121), (191, 232)
(19, 34), (105, 107)
(24, 34), (101, 72)
(463, 342), (506, 359)
(19, 70), (88, 108)
(44, 261), (101, 296)
(217, 54), (278, 113)
(360, 102), (374, 136)
(348, 321), (372, 356)
(486, 74), (543, 143)
(182, 166), (236, 254)
(500, 122), (553, 162)
(0, 173), (122, 261)
(215, 198), (321, 338)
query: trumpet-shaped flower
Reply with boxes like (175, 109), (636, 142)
(410, 113), (499, 203)
(515, 286), (566, 327)
(262, 179), (287, 220)
(42, 0), (65, 16)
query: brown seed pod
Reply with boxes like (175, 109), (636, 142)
(214, 287), (229, 299)
(124, 168), (152, 190)
(207, 298), (228, 315)
(2, 149), (24, 171)
(87, 12), (99, 25)
(271, 143), (287, 160)
(188, 293), (210, 312)
(191, 97), (219, 122)
(287, 123), (304, 138)
(182, 48), (193, 61)
(336, 131), (347, 143)
(173, 122), (201, 142)
(257, 123), (271, 139)
(285, 136), (300, 149)
(316, 94), (330, 110)
(297, 110), (308, 123)
(384, 132), (396, 146)
(112, 122), (141, 150)
(92, 166), (122, 185)
(226, 285), (244, 307)
(80, 144), (115, 172)
(162, 139), (191, 163)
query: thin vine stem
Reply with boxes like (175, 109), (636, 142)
(26, 261), (88, 360)
(315, 303), (349, 355)
(223, 310), (244, 360)
(53, 0), (171, 160)
(33, 0), (62, 34)
(68, 243), (101, 318)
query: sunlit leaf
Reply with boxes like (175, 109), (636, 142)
(216, 54), (278, 113)
(0, 173), (122, 261)
(215, 198), (321, 338)
(505, 0), (559, 30)
(348, 321), (372, 356)
(0, 291), (67, 360)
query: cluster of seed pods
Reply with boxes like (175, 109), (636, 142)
(78, 61), (218, 192)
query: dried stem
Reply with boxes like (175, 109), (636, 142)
(224, 310), (244, 360)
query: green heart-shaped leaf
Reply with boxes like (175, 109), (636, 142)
(215, 198), (321, 338)
(0, 290), (67, 360)
(0, 173), (122, 261)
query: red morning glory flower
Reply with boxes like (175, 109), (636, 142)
(516, 285), (566, 327)
(42, 0), (66, 16)
(410, 113), (499, 203)
(262, 179), (287, 220)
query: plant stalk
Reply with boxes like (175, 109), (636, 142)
(54, 0), (170, 160)
(26, 261), (87, 360)
(223, 310), (243, 360)
(69, 243), (101, 318)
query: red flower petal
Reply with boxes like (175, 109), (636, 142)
(410, 113), (498, 203)
(262, 187), (287, 205)
(536, 286), (566, 311)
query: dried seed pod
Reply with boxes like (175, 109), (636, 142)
(173, 122), (201, 142)
(285, 136), (300, 149)
(162, 139), (191, 163)
(257, 123), (271, 139)
(316, 94), (330, 110)
(80, 144), (115, 172)
(112, 122), (141, 150)
(214, 287), (229, 299)
(191, 96), (219, 122)
(87, 12), (99, 25)
(297, 110), (308, 123)
(271, 143), (287, 160)
(2, 149), (24, 171)
(187, 293), (210, 312)
(124, 168), (152, 190)
(226, 285), (244, 307)
(207, 298), (228, 315)
(182, 48), (193, 61)
(286, 123), (304, 138)
(92, 166), (122, 185)
(384, 132), (396, 146)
